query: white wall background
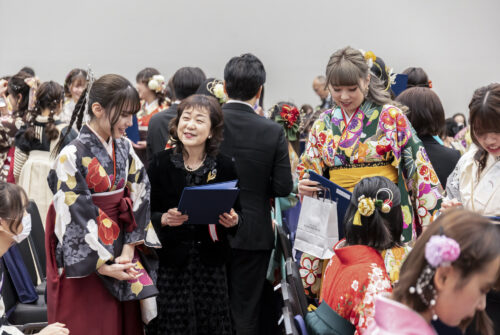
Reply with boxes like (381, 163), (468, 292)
(1, 0), (499, 117)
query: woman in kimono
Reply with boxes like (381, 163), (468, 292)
(297, 47), (442, 297)
(0, 182), (69, 335)
(13, 81), (77, 224)
(147, 94), (239, 335)
(134, 68), (169, 165)
(46, 74), (161, 335)
(366, 210), (500, 335)
(442, 83), (500, 334)
(319, 176), (405, 334)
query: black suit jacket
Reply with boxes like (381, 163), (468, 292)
(147, 149), (240, 267)
(219, 102), (293, 250)
(420, 135), (461, 187)
(146, 103), (178, 159)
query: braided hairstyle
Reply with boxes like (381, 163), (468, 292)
(24, 81), (64, 142)
(64, 69), (87, 99)
(7, 71), (32, 118)
(54, 74), (141, 155)
(136, 67), (168, 106)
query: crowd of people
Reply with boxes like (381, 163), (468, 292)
(0, 46), (499, 335)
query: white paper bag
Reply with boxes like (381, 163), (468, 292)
(294, 195), (339, 259)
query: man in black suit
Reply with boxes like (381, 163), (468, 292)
(147, 67), (205, 157)
(220, 53), (293, 335)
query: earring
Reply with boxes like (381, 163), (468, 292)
(208, 135), (212, 139)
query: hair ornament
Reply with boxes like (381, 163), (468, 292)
(206, 79), (227, 104)
(428, 80), (433, 89)
(359, 49), (376, 68)
(274, 104), (300, 141)
(24, 76), (40, 111)
(148, 75), (167, 94)
(83, 66), (95, 119)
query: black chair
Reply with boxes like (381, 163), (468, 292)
(281, 279), (303, 319)
(282, 305), (301, 335)
(17, 200), (46, 296)
(285, 257), (308, 317)
(277, 224), (293, 260)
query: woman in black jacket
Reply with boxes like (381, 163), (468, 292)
(147, 94), (239, 335)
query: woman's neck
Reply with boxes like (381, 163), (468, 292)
(183, 145), (206, 164)
(88, 120), (110, 142)
(0, 233), (14, 257)
(145, 95), (157, 105)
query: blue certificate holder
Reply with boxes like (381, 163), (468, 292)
(178, 180), (239, 224)
(308, 170), (352, 238)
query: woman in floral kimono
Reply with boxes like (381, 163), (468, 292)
(319, 176), (404, 334)
(0, 182), (69, 335)
(297, 47), (442, 297)
(46, 74), (161, 335)
(134, 68), (169, 166)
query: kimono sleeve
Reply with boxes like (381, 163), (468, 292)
(47, 144), (115, 278)
(297, 118), (326, 178)
(125, 141), (160, 248)
(384, 106), (443, 228)
(445, 159), (462, 202)
(0, 119), (17, 153)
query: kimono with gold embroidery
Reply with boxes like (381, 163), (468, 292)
(297, 102), (442, 296)
(46, 125), (161, 335)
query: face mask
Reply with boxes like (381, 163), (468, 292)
(12, 214), (32, 243)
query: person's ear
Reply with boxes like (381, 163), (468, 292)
(255, 86), (263, 100)
(17, 93), (22, 104)
(434, 266), (453, 293)
(223, 81), (228, 97)
(91, 102), (104, 119)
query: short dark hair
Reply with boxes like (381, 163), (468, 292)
(402, 67), (429, 88)
(344, 176), (403, 250)
(396, 87), (445, 137)
(7, 71), (32, 116)
(172, 67), (206, 100)
(20, 66), (35, 77)
(169, 94), (224, 158)
(224, 53), (266, 101)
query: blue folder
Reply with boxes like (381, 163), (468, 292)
(178, 180), (239, 224)
(391, 74), (408, 97)
(308, 170), (352, 238)
(125, 115), (140, 143)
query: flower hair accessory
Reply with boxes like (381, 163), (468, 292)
(274, 104), (300, 141)
(409, 230), (461, 321)
(148, 75), (167, 94)
(359, 49), (376, 68)
(352, 188), (394, 226)
(207, 79), (227, 104)
(24, 76), (40, 111)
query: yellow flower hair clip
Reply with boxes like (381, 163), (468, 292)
(352, 188), (394, 226)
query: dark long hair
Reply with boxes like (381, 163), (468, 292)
(468, 83), (500, 175)
(64, 68), (87, 98)
(7, 71), (32, 118)
(54, 74), (141, 155)
(136, 67), (168, 106)
(24, 81), (64, 142)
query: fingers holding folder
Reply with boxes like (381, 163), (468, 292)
(161, 208), (189, 227)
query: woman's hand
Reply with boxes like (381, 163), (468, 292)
(115, 243), (135, 264)
(219, 209), (238, 228)
(298, 173), (321, 198)
(37, 323), (69, 335)
(132, 141), (147, 150)
(0, 79), (8, 96)
(161, 208), (189, 227)
(97, 263), (138, 281)
(440, 198), (463, 213)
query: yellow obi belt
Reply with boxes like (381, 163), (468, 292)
(329, 161), (398, 192)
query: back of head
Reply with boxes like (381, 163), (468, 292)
(344, 176), (403, 250)
(224, 53), (266, 101)
(402, 67), (429, 88)
(20, 67), (35, 77)
(393, 210), (500, 316)
(326, 47), (392, 106)
(7, 71), (32, 115)
(396, 87), (445, 137)
(195, 78), (227, 105)
(172, 67), (206, 100)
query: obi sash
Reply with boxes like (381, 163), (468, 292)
(92, 187), (137, 235)
(329, 162), (398, 192)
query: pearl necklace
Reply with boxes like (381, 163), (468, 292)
(184, 154), (207, 172)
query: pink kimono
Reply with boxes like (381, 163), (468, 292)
(365, 294), (436, 335)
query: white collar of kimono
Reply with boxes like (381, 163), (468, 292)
(226, 100), (254, 110)
(86, 122), (113, 158)
(144, 99), (159, 114)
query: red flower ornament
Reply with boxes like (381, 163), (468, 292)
(97, 209), (120, 245)
(86, 157), (111, 192)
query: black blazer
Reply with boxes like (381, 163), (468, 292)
(148, 149), (240, 267)
(219, 102), (293, 250)
(146, 103), (178, 159)
(420, 135), (461, 187)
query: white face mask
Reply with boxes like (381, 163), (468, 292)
(12, 214), (32, 243)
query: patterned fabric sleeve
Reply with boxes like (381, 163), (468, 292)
(47, 144), (117, 278)
(125, 141), (160, 248)
(12, 147), (28, 180)
(381, 106), (443, 228)
(0, 119), (17, 157)
(445, 160), (462, 202)
(297, 117), (327, 178)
